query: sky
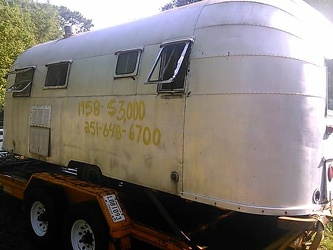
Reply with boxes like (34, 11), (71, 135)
(38, 0), (172, 30)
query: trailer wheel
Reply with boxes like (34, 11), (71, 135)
(82, 165), (103, 185)
(63, 202), (109, 250)
(23, 188), (63, 247)
(69, 161), (103, 185)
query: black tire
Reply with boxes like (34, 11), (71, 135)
(79, 164), (103, 185)
(23, 188), (64, 247)
(62, 202), (109, 250)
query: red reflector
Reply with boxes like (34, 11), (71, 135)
(328, 166), (333, 182)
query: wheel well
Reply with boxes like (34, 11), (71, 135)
(62, 201), (109, 250)
(22, 182), (70, 247)
(24, 179), (69, 211)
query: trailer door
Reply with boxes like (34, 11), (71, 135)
(144, 39), (192, 194)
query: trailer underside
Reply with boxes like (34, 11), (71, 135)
(0, 153), (331, 250)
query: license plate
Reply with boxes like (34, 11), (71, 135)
(103, 194), (126, 223)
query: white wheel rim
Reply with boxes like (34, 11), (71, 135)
(71, 219), (95, 250)
(30, 201), (48, 237)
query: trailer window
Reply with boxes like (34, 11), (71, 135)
(44, 61), (71, 88)
(327, 60), (333, 111)
(114, 49), (142, 78)
(6, 67), (35, 97)
(146, 40), (191, 92)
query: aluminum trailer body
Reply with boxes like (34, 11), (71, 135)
(4, 0), (333, 217)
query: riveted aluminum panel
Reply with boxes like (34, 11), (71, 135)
(29, 106), (51, 157)
(29, 127), (50, 157)
(182, 0), (332, 215)
(30, 106), (51, 128)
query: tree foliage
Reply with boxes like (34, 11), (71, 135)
(8, 0), (62, 43)
(27, 3), (62, 43)
(0, 0), (93, 111)
(58, 6), (94, 33)
(161, 0), (203, 11)
(0, 1), (36, 110)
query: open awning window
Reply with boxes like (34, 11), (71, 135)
(145, 38), (193, 93)
(6, 66), (36, 97)
(7, 81), (32, 93)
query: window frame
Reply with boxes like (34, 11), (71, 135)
(6, 66), (36, 97)
(114, 47), (143, 78)
(145, 38), (193, 93)
(44, 60), (72, 89)
(326, 59), (333, 116)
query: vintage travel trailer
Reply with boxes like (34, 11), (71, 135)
(4, 0), (333, 219)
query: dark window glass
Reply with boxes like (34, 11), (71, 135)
(116, 51), (139, 75)
(159, 44), (186, 81)
(45, 62), (70, 87)
(146, 42), (191, 92)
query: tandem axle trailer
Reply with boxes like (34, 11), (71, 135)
(0, 155), (196, 250)
(0, 154), (331, 250)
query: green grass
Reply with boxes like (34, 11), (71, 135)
(319, 222), (333, 250)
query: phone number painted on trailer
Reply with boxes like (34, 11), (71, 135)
(104, 194), (126, 223)
(83, 121), (161, 146)
(78, 99), (162, 146)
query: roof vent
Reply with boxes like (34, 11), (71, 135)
(64, 25), (75, 38)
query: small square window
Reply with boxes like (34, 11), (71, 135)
(6, 67), (35, 97)
(44, 61), (71, 88)
(116, 51), (138, 75)
(114, 48), (142, 78)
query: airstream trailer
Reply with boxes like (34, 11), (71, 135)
(4, 0), (333, 220)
